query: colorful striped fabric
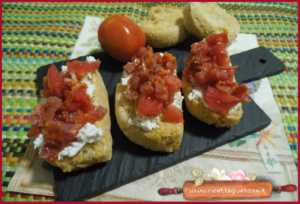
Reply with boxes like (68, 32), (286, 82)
(2, 2), (298, 201)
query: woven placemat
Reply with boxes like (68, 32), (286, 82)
(2, 2), (298, 201)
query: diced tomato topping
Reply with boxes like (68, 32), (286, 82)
(43, 121), (78, 148)
(163, 105), (183, 123)
(64, 84), (93, 112)
(215, 80), (237, 93)
(67, 60), (100, 80)
(40, 121), (80, 161)
(27, 126), (41, 138)
(204, 86), (240, 115)
(164, 75), (182, 95)
(124, 46), (182, 120)
(140, 81), (154, 97)
(183, 33), (249, 115)
(47, 65), (64, 97)
(40, 146), (58, 162)
(206, 32), (229, 46)
(153, 77), (169, 102)
(136, 95), (163, 117)
(86, 106), (107, 122)
(232, 84), (249, 102)
(29, 59), (106, 161)
(42, 97), (63, 121)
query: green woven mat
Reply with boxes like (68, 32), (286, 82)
(2, 2), (298, 201)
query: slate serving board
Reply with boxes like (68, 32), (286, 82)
(35, 46), (284, 201)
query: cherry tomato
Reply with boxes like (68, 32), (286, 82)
(98, 15), (145, 62)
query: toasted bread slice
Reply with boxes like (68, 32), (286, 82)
(141, 6), (188, 48)
(50, 71), (112, 172)
(183, 78), (243, 128)
(115, 84), (183, 152)
(183, 3), (240, 43)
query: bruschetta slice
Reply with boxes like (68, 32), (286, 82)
(28, 56), (112, 172)
(182, 33), (249, 127)
(115, 47), (184, 152)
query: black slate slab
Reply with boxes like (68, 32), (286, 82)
(35, 46), (284, 201)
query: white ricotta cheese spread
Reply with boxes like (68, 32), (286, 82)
(33, 133), (44, 149)
(121, 71), (131, 86)
(57, 142), (85, 160)
(58, 123), (103, 160)
(61, 65), (68, 73)
(76, 122), (103, 143)
(188, 88), (203, 102)
(86, 56), (96, 62)
(83, 56), (97, 97)
(172, 91), (184, 110)
(81, 73), (95, 97)
(129, 115), (160, 131)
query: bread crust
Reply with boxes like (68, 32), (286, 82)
(183, 78), (243, 128)
(183, 3), (240, 43)
(141, 6), (188, 48)
(49, 71), (112, 172)
(115, 84), (183, 152)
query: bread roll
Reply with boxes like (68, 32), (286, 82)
(50, 71), (112, 172)
(183, 3), (240, 43)
(141, 6), (188, 48)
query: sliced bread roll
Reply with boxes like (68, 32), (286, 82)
(115, 84), (183, 152)
(49, 71), (112, 172)
(115, 47), (184, 152)
(182, 33), (248, 128)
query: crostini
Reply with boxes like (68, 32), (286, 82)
(182, 33), (249, 127)
(115, 47), (184, 152)
(28, 56), (112, 172)
(141, 6), (188, 48)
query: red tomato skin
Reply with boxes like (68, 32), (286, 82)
(47, 65), (64, 97)
(164, 75), (182, 94)
(67, 60), (100, 80)
(203, 86), (240, 115)
(98, 15), (145, 62)
(206, 32), (229, 45)
(163, 105), (183, 123)
(136, 95), (163, 117)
